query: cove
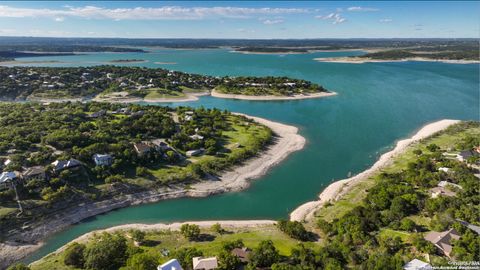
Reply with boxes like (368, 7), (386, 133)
(15, 48), (478, 263)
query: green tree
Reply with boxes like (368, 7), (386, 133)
(124, 253), (159, 270)
(130, 229), (146, 244)
(211, 223), (224, 234)
(83, 233), (128, 270)
(218, 250), (241, 270)
(248, 240), (279, 268)
(6, 264), (30, 270)
(63, 242), (86, 268)
(180, 224), (200, 241)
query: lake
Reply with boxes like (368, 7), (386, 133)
(15, 48), (479, 262)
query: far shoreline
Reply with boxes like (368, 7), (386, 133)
(289, 119), (461, 222)
(0, 113), (306, 268)
(314, 56), (480, 64)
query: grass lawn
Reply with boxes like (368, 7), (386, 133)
(378, 228), (412, 242)
(31, 225), (314, 270)
(179, 86), (209, 93)
(144, 88), (186, 99)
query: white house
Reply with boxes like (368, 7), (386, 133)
(403, 259), (432, 270)
(437, 167), (450, 173)
(192, 257), (218, 270)
(93, 154), (113, 166)
(437, 181), (463, 190)
(0, 171), (17, 190)
(158, 259), (183, 270)
(186, 149), (204, 157)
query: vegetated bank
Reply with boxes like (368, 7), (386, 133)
(23, 121), (480, 270)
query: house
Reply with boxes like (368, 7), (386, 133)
(403, 259), (432, 270)
(424, 228), (461, 257)
(158, 259), (183, 270)
(456, 219), (480, 235)
(437, 167), (450, 173)
(456, 150), (478, 162)
(131, 110), (145, 117)
(134, 142), (153, 157)
(231, 247), (252, 263)
(186, 149), (204, 157)
(151, 139), (171, 152)
(93, 154), (113, 166)
(22, 166), (46, 181)
(192, 257), (218, 270)
(189, 134), (204, 140)
(51, 159), (82, 173)
(184, 111), (194, 121)
(429, 187), (457, 198)
(88, 110), (106, 118)
(0, 171), (17, 190)
(437, 181), (462, 190)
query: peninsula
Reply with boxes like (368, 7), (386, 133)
(315, 45), (480, 64)
(0, 103), (305, 268)
(0, 66), (333, 102)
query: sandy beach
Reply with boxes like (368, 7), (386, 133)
(314, 56), (480, 64)
(211, 89), (337, 101)
(0, 113), (305, 268)
(290, 119), (460, 222)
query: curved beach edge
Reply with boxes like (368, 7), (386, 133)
(289, 119), (461, 222)
(0, 113), (306, 268)
(211, 89), (337, 101)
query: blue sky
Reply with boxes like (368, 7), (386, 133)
(0, 1), (478, 38)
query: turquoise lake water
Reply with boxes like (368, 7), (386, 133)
(14, 48), (479, 262)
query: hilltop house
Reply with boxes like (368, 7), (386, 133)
(184, 111), (194, 121)
(51, 159), (82, 173)
(192, 257), (218, 270)
(134, 142), (153, 157)
(22, 166), (46, 181)
(158, 259), (183, 270)
(186, 149), (204, 157)
(429, 186), (457, 198)
(456, 149), (479, 162)
(424, 228), (460, 258)
(93, 154), (113, 166)
(88, 110), (106, 118)
(0, 171), (17, 190)
(403, 259), (432, 270)
(437, 181), (462, 190)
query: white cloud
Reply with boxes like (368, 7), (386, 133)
(54, 16), (65, 22)
(315, 13), (346, 24)
(261, 18), (284, 25)
(379, 18), (392, 23)
(236, 28), (255, 33)
(347, 6), (379, 12)
(0, 5), (308, 20)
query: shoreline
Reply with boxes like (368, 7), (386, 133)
(289, 119), (460, 222)
(0, 113), (306, 268)
(30, 219), (277, 267)
(314, 56), (480, 64)
(211, 89), (337, 101)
